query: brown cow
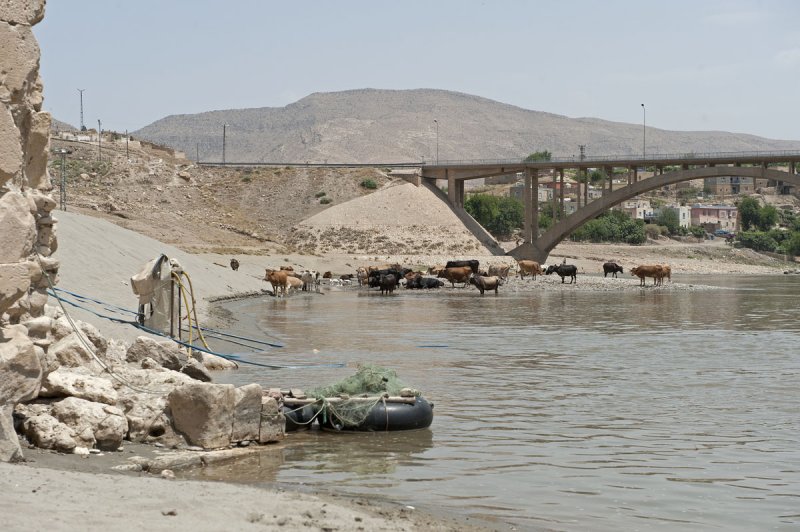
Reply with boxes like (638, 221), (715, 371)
(517, 260), (543, 280)
(470, 275), (502, 295)
(630, 265), (664, 286)
(428, 265), (446, 276)
(659, 264), (671, 284)
(487, 264), (511, 281)
(437, 266), (472, 287)
(264, 269), (288, 297)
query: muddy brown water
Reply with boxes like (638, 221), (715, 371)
(191, 275), (800, 531)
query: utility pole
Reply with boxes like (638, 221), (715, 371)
(78, 89), (86, 131)
(125, 129), (129, 159)
(434, 119), (439, 164)
(97, 119), (101, 162)
(222, 124), (228, 164)
(196, 142), (199, 163)
(56, 148), (70, 211)
(641, 103), (646, 158)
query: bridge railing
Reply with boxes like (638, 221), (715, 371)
(426, 149), (800, 167)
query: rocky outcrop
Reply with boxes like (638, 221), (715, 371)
(0, 0), (284, 463)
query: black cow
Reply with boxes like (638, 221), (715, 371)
(445, 260), (479, 274)
(368, 268), (409, 288)
(379, 274), (397, 295)
(230, 258), (240, 271)
(603, 262), (624, 278)
(545, 264), (578, 284)
(406, 274), (444, 289)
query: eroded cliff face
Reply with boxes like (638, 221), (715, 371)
(0, 0), (55, 461)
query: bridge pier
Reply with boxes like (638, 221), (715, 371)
(507, 241), (549, 264)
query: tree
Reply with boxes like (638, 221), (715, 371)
(464, 194), (523, 239)
(738, 196), (761, 231)
(524, 150), (552, 162)
(655, 209), (681, 235)
(757, 205), (778, 231)
(784, 232), (800, 256)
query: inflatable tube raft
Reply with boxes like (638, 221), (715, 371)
(321, 396), (434, 432)
(282, 403), (317, 431)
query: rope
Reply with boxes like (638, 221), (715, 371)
(48, 285), (344, 370)
(38, 254), (173, 395)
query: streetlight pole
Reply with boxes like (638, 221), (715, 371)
(641, 103), (646, 158)
(434, 119), (439, 164)
(222, 124), (228, 164)
(77, 89), (86, 131)
(97, 119), (102, 162)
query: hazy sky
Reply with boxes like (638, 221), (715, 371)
(35, 0), (800, 140)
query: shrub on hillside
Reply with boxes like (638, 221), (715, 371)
(360, 178), (377, 189)
(320, 197), (332, 205)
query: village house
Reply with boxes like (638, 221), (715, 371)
(690, 204), (738, 232)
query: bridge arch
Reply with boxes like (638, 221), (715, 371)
(511, 166), (799, 263)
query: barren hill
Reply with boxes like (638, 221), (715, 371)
(133, 89), (800, 164)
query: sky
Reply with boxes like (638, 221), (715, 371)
(35, 0), (800, 140)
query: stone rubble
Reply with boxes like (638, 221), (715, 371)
(0, 0), (284, 464)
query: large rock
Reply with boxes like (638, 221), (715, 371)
(126, 336), (187, 371)
(49, 396), (128, 451)
(0, 404), (23, 462)
(0, 324), (42, 405)
(46, 332), (98, 372)
(39, 367), (118, 405)
(0, 263), (31, 316)
(231, 383), (262, 443)
(179, 357), (212, 382)
(0, 0), (46, 25)
(113, 365), (194, 445)
(0, 104), (21, 185)
(259, 396), (285, 444)
(24, 110), (50, 189)
(20, 413), (78, 453)
(0, 23), (40, 106)
(168, 382), (235, 449)
(196, 351), (238, 370)
(0, 191), (36, 264)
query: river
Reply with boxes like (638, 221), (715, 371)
(190, 275), (800, 531)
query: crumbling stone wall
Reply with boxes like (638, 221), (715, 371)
(0, 0), (55, 461)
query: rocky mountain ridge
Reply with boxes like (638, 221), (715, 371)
(131, 88), (800, 164)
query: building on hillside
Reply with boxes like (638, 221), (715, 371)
(657, 206), (692, 228)
(690, 204), (738, 232)
(704, 176), (770, 196)
(618, 199), (653, 220)
(509, 184), (554, 203)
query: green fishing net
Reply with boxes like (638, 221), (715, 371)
(309, 364), (421, 429)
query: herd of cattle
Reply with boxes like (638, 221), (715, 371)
(256, 258), (673, 297)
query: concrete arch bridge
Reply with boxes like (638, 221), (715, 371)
(420, 151), (800, 263)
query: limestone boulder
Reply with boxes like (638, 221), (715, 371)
(0, 24), (40, 106)
(232, 383), (262, 443)
(0, 404), (24, 462)
(0, 104), (21, 186)
(22, 315), (51, 338)
(49, 396), (128, 451)
(196, 351), (239, 371)
(259, 396), (285, 444)
(45, 331), (102, 373)
(0, 0), (46, 25)
(0, 324), (42, 405)
(126, 336), (186, 371)
(0, 191), (36, 264)
(180, 357), (212, 382)
(24, 110), (50, 189)
(20, 413), (77, 454)
(39, 367), (118, 405)
(0, 263), (31, 316)
(168, 382), (235, 449)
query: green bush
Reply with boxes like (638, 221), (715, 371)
(464, 194), (524, 239)
(783, 232), (800, 256)
(320, 197), (332, 205)
(241, 175), (251, 183)
(688, 225), (706, 238)
(315, 191), (326, 198)
(571, 210), (646, 244)
(360, 178), (377, 189)
(737, 231), (779, 252)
